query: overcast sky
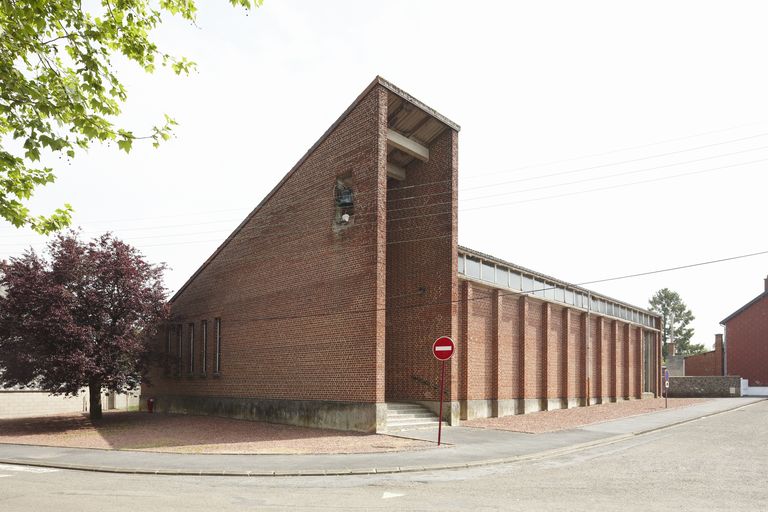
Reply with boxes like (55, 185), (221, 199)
(3, 0), (768, 349)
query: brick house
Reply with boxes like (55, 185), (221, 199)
(684, 334), (725, 376)
(142, 77), (663, 432)
(720, 276), (768, 387)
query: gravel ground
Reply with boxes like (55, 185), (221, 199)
(463, 398), (711, 433)
(0, 399), (712, 453)
(0, 412), (434, 454)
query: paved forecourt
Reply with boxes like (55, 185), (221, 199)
(0, 398), (761, 476)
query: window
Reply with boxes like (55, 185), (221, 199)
(544, 282), (555, 300)
(334, 176), (354, 223)
(176, 324), (183, 377)
(534, 279), (545, 297)
(522, 275), (533, 292)
(201, 320), (208, 376)
(188, 323), (195, 375)
(555, 286), (565, 303)
(509, 272), (522, 290)
(495, 267), (508, 287)
(481, 262), (495, 282)
(458, 255), (465, 274)
(214, 318), (222, 374)
(164, 326), (172, 375)
(565, 289), (574, 305)
(466, 258), (481, 278)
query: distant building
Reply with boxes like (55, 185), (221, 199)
(684, 334), (724, 376)
(0, 387), (138, 420)
(720, 276), (768, 387)
(666, 342), (686, 376)
(142, 77), (663, 432)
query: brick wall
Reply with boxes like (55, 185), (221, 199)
(499, 293), (521, 399)
(684, 334), (724, 376)
(457, 278), (654, 418)
(144, 84), (389, 405)
(385, 127), (458, 402)
(724, 294), (768, 386)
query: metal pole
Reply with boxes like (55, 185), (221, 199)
(438, 360), (445, 446)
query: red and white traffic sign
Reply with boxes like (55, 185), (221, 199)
(432, 336), (455, 361)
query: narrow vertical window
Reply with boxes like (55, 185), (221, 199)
(164, 326), (172, 376)
(176, 324), (183, 377)
(201, 320), (208, 376)
(188, 323), (195, 375)
(214, 318), (222, 374)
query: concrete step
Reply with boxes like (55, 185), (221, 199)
(386, 412), (437, 420)
(385, 402), (443, 432)
(386, 403), (427, 411)
(387, 421), (448, 432)
(387, 417), (440, 426)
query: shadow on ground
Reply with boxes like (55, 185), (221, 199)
(0, 412), (431, 454)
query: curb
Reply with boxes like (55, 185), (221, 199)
(0, 398), (762, 477)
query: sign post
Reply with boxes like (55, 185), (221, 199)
(664, 369), (670, 408)
(432, 336), (455, 446)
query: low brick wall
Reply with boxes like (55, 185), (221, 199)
(667, 376), (741, 398)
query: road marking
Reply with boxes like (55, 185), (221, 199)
(0, 474), (11, 478)
(0, 464), (59, 474)
(382, 491), (404, 499)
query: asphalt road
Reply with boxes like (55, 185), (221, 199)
(1, 400), (766, 511)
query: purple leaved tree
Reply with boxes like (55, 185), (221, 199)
(0, 232), (168, 419)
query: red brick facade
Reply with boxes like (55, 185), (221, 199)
(721, 279), (768, 386)
(684, 334), (724, 377)
(457, 278), (659, 417)
(141, 78), (661, 431)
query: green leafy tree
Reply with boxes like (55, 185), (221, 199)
(648, 288), (700, 357)
(0, 0), (261, 233)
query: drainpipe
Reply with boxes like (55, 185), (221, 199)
(586, 292), (591, 407)
(722, 326), (727, 376)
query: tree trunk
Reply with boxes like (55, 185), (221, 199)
(89, 380), (102, 420)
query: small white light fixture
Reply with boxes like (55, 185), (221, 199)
(341, 213), (350, 223)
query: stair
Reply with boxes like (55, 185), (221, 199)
(385, 402), (446, 432)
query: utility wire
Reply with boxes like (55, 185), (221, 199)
(5, 138), (761, 245)
(1, 157), (762, 255)
(7, 126), (766, 231)
(163, 246), (768, 326)
(463, 120), (768, 181)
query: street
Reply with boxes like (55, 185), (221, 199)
(1, 400), (766, 511)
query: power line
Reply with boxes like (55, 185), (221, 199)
(1, 157), (761, 255)
(7, 126), (766, 231)
(164, 246), (768, 326)
(462, 131), (768, 192)
(463, 120), (768, 181)
(577, 249), (768, 286)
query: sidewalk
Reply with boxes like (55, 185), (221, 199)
(0, 397), (762, 476)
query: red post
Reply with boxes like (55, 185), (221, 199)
(431, 336), (454, 447)
(438, 360), (445, 446)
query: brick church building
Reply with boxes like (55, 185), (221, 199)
(142, 77), (662, 432)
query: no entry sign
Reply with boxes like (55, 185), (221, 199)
(432, 336), (454, 446)
(432, 336), (455, 361)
